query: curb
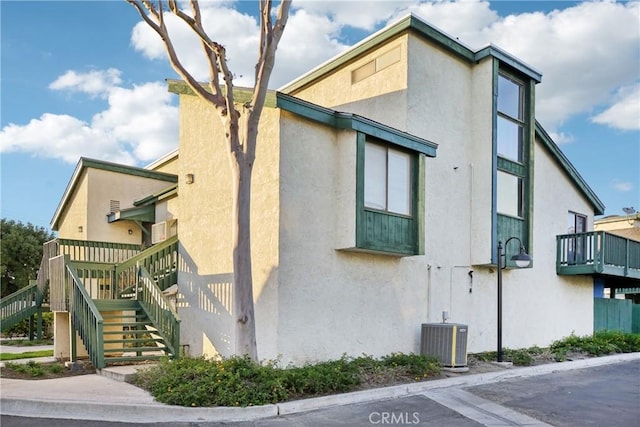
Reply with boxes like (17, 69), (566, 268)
(1, 352), (638, 423)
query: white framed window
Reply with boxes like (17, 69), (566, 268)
(365, 141), (412, 216)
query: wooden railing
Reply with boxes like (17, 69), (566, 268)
(66, 260), (105, 369)
(557, 231), (640, 278)
(58, 239), (141, 263)
(0, 281), (41, 331)
(137, 265), (181, 358)
(116, 236), (178, 292)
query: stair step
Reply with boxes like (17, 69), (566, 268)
(102, 313), (146, 320)
(104, 346), (167, 353)
(104, 329), (156, 335)
(104, 337), (164, 344)
(93, 299), (141, 311)
(103, 321), (152, 327)
(104, 355), (169, 364)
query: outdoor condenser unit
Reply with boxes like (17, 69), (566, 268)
(420, 323), (468, 368)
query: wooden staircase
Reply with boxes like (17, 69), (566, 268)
(94, 299), (172, 364)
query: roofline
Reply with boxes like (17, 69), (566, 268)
(535, 121), (605, 215)
(134, 184), (178, 207)
(279, 13), (541, 94)
(145, 148), (179, 171)
(50, 158), (178, 230)
(166, 80), (278, 107)
(276, 92), (438, 157)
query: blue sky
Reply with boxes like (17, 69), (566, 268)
(1, 1), (638, 230)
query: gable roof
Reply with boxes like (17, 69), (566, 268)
(276, 93), (438, 157)
(535, 122), (605, 215)
(280, 13), (542, 94)
(51, 158), (178, 230)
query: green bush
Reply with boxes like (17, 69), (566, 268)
(551, 331), (640, 359)
(3, 312), (54, 339)
(131, 353), (440, 407)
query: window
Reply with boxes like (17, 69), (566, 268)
(494, 68), (531, 264)
(356, 135), (423, 256)
(497, 171), (523, 218)
(365, 142), (412, 216)
(497, 74), (524, 163)
(567, 212), (588, 264)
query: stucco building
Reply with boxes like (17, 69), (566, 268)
(6, 15), (638, 367)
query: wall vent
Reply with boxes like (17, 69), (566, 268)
(420, 323), (468, 367)
(110, 200), (120, 214)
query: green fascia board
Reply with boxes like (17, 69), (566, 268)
(475, 45), (542, 83)
(280, 14), (541, 94)
(80, 158), (178, 183)
(51, 157), (178, 230)
(535, 121), (605, 215)
(166, 79), (277, 108)
(107, 204), (155, 224)
(134, 184), (179, 207)
(276, 92), (438, 157)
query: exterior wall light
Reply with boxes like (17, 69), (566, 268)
(497, 237), (532, 362)
(185, 174), (195, 184)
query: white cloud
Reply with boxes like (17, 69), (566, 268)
(612, 179), (634, 192)
(49, 68), (122, 97)
(592, 83), (640, 131)
(1, 73), (177, 165)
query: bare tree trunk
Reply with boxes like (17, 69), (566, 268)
(230, 141), (257, 359)
(126, 0), (290, 362)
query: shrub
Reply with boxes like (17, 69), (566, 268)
(3, 312), (54, 339)
(131, 353), (441, 407)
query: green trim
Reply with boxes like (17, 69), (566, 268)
(281, 14), (541, 94)
(51, 158), (178, 230)
(134, 184), (179, 207)
(354, 134), (423, 256)
(276, 92), (438, 157)
(535, 121), (605, 215)
(493, 65), (534, 262)
(80, 158), (177, 182)
(166, 80), (277, 108)
(107, 204), (155, 223)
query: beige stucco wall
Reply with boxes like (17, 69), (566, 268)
(56, 168), (174, 244)
(174, 94), (280, 359)
(56, 171), (89, 240)
(595, 216), (640, 240)
(171, 30), (597, 362)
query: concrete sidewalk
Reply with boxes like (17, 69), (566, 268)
(1, 352), (638, 424)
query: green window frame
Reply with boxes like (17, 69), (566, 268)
(494, 65), (534, 266)
(356, 133), (424, 256)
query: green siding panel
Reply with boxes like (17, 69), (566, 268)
(594, 298), (633, 333)
(632, 305), (640, 334)
(361, 210), (416, 255)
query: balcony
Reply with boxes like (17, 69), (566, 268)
(556, 231), (640, 279)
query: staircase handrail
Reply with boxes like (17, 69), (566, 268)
(66, 259), (105, 369)
(117, 235), (178, 275)
(0, 282), (41, 331)
(137, 264), (181, 358)
(116, 236), (178, 294)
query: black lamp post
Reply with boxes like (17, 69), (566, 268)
(497, 237), (532, 362)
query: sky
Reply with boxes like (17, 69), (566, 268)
(1, 0), (638, 231)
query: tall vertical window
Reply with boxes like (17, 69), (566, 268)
(365, 141), (412, 216)
(494, 67), (531, 265)
(497, 75), (524, 163)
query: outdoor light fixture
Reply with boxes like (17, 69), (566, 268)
(497, 237), (532, 363)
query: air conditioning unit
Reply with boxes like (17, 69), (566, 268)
(151, 219), (177, 244)
(151, 221), (167, 244)
(420, 323), (468, 368)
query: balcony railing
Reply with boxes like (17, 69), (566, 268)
(557, 231), (640, 279)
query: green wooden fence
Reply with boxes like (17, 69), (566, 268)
(594, 298), (634, 333)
